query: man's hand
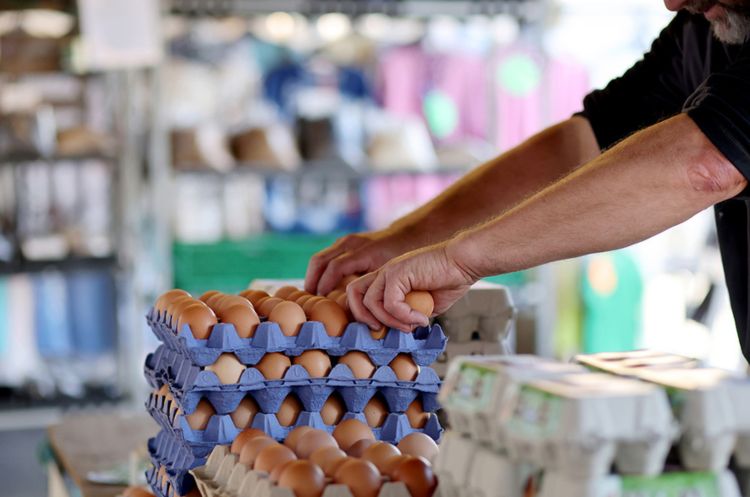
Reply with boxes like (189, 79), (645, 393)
(346, 242), (478, 332)
(305, 229), (417, 295)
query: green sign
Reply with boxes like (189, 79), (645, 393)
(621, 472), (721, 497)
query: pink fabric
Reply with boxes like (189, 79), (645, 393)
(377, 46), (428, 119)
(548, 57), (591, 123)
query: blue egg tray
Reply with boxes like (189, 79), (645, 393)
(147, 455), (196, 497)
(148, 429), (208, 471)
(148, 387), (442, 447)
(147, 308), (447, 368)
(145, 345), (441, 416)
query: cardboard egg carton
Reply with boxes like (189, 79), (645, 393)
(503, 372), (677, 477)
(536, 470), (741, 497)
(434, 282), (514, 343)
(434, 430), (529, 497)
(144, 345), (441, 415)
(438, 355), (586, 448)
(431, 340), (509, 378)
(575, 351), (750, 471)
(147, 311), (447, 368)
(191, 445), (417, 497)
(147, 387), (442, 445)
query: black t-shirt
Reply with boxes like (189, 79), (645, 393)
(578, 11), (750, 361)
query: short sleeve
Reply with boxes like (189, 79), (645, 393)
(578, 13), (691, 151)
(686, 54), (750, 182)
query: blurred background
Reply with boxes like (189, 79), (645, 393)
(0, 0), (743, 492)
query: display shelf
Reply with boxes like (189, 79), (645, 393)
(0, 391), (128, 431)
(0, 255), (118, 275)
(0, 152), (115, 165)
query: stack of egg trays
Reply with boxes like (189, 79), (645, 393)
(146, 308), (447, 368)
(147, 430), (200, 497)
(145, 343), (443, 445)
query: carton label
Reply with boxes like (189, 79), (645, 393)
(446, 363), (497, 410)
(621, 472), (721, 497)
(507, 385), (562, 437)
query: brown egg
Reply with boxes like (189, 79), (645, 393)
(157, 384), (169, 398)
(397, 433), (439, 462)
(335, 293), (352, 316)
(256, 353), (292, 380)
(231, 396), (259, 429)
(325, 456), (355, 478)
(155, 289), (191, 312)
(239, 289), (270, 306)
(296, 294), (316, 307)
(166, 296), (197, 322)
(381, 455), (414, 478)
(370, 326), (388, 340)
(320, 394), (346, 425)
(406, 399), (430, 429)
(206, 353), (246, 384)
(302, 296), (327, 316)
(287, 290), (309, 302)
(309, 299), (349, 337)
(390, 457), (438, 497)
(363, 396), (389, 428)
(362, 442), (401, 473)
(216, 295), (254, 313)
(338, 351), (376, 379)
(231, 428), (268, 455)
(274, 286), (300, 299)
(284, 426), (314, 452)
(204, 292), (227, 311)
(185, 399), (214, 430)
(327, 289), (345, 301)
(337, 274), (361, 290)
(255, 444), (298, 473)
(405, 291), (435, 319)
(347, 438), (376, 458)
(278, 460), (326, 497)
(217, 304), (260, 338)
(293, 350), (332, 377)
(334, 459), (382, 497)
(332, 419), (375, 452)
(309, 446), (346, 472)
(277, 395), (303, 426)
(268, 302), (307, 336)
(199, 290), (221, 302)
(270, 460), (294, 484)
(296, 429), (339, 459)
(176, 303), (217, 339)
(257, 297), (284, 317)
(389, 354), (419, 381)
(123, 487), (156, 497)
(239, 436), (278, 467)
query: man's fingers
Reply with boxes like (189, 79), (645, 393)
(317, 253), (371, 296)
(381, 275), (425, 327)
(305, 246), (347, 293)
(364, 273), (413, 331)
(348, 273), (381, 329)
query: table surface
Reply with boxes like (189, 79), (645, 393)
(48, 411), (158, 497)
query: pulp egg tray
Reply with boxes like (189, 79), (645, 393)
(144, 345), (441, 415)
(147, 310), (447, 367)
(147, 382), (442, 446)
(147, 457), (196, 497)
(192, 445), (420, 497)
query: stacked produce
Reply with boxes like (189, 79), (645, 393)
(143, 282), (447, 497)
(436, 353), (747, 497)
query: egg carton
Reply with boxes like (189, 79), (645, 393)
(191, 445), (421, 497)
(147, 457), (197, 497)
(502, 372), (677, 477)
(434, 282), (515, 343)
(147, 310), (447, 368)
(576, 351), (750, 471)
(148, 388), (442, 446)
(144, 345), (441, 415)
(536, 470), (741, 497)
(148, 428), (209, 471)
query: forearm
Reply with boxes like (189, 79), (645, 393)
(451, 114), (748, 278)
(390, 116), (600, 246)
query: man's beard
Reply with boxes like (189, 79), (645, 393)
(685, 0), (750, 44)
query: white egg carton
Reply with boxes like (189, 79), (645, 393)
(431, 340), (509, 379)
(435, 282), (515, 343)
(192, 445), (421, 497)
(502, 372), (677, 477)
(576, 351), (750, 471)
(434, 431), (529, 497)
(536, 470), (741, 497)
(438, 355), (585, 449)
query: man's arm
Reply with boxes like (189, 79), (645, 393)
(348, 114), (747, 331)
(306, 116), (600, 294)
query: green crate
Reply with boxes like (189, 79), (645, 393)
(172, 234), (342, 294)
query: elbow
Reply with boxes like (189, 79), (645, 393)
(686, 136), (747, 199)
